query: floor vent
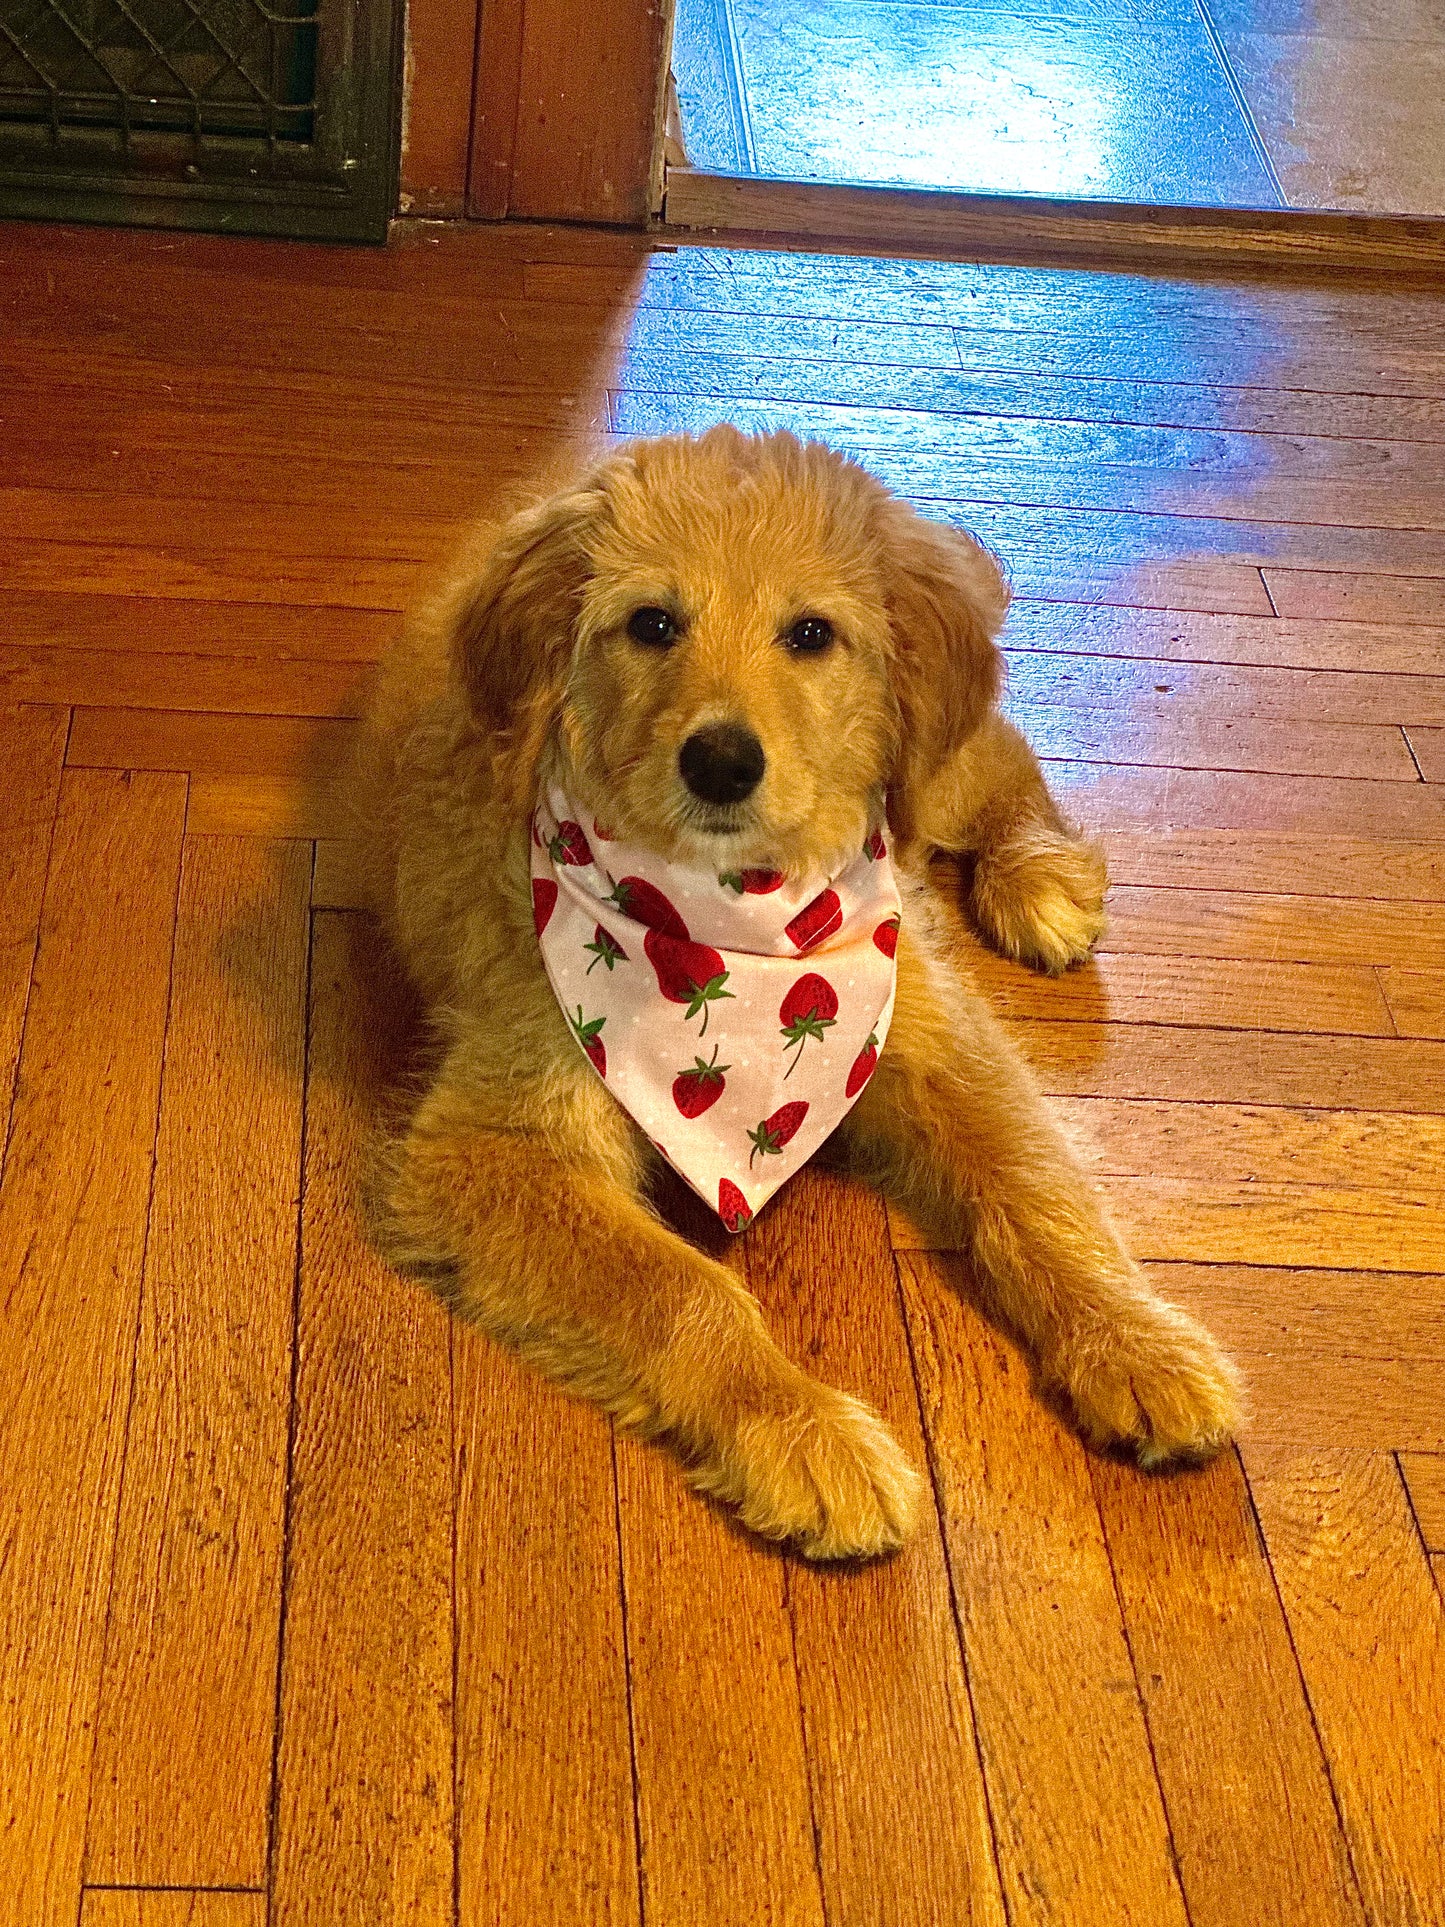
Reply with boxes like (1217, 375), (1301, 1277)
(0, 0), (400, 238)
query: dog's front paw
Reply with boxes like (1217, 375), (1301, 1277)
(694, 1380), (924, 1560)
(1047, 1302), (1242, 1468)
(971, 828), (1107, 974)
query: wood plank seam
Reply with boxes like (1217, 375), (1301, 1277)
(1098, 875), (1445, 903)
(1395, 1453), (1445, 1609)
(81, 790), (190, 1890)
(1235, 1456), (1371, 1913)
(608, 1432), (648, 1927)
(890, 1261), (1013, 1917)
(0, 703), (71, 1185)
(1374, 967), (1402, 1039)
(261, 873), (318, 1898)
(777, 1561), (829, 1911)
(1008, 1009), (1398, 1046)
(1088, 1466), (1194, 1909)
(899, 1242), (1445, 1293)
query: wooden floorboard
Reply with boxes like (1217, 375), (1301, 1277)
(0, 703), (67, 1144)
(1002, 602), (1445, 676)
(614, 1433), (827, 1927)
(1098, 829), (1445, 900)
(85, 839), (309, 1887)
(1091, 1450), (1367, 1927)
(3, 216), (1443, 1925)
(0, 768), (185, 1927)
(900, 1252), (1190, 1927)
(1246, 1451), (1445, 1921)
(746, 1173), (1006, 1927)
(268, 915), (454, 1926)
(1401, 1453), (1445, 1556)
(453, 1331), (639, 1927)
(79, 1898), (267, 1927)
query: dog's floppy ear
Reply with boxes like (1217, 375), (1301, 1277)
(450, 473), (611, 808)
(878, 500), (1008, 842)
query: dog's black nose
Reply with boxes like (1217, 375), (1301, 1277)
(678, 723), (766, 806)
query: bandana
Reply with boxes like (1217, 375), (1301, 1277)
(529, 786), (901, 1232)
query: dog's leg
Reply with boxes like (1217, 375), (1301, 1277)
(915, 713), (1107, 973)
(381, 1072), (922, 1560)
(839, 946), (1241, 1465)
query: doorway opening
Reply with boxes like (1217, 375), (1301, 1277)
(670, 0), (1445, 219)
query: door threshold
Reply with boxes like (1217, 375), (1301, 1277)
(662, 168), (1445, 278)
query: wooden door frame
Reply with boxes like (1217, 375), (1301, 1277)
(400, 0), (484, 217)
(467, 0), (673, 223)
(400, 0), (672, 225)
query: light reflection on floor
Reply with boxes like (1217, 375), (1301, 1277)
(613, 244), (1331, 610)
(672, 0), (1445, 214)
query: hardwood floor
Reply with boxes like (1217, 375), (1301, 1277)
(1, 214), (1444, 1925)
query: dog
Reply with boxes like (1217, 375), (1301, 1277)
(353, 426), (1240, 1560)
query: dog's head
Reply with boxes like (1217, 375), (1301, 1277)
(454, 427), (1007, 872)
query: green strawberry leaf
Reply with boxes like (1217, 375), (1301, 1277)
(684, 971), (734, 1036)
(584, 930), (626, 973)
(780, 1007), (836, 1077)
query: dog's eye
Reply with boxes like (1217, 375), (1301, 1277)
(627, 605), (678, 648)
(785, 616), (834, 655)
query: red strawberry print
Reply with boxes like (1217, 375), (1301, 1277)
(644, 930), (734, 1036)
(584, 925), (628, 973)
(786, 888), (842, 954)
(532, 877), (558, 935)
(778, 972), (838, 1078)
(719, 867), (786, 895)
(718, 1179), (753, 1233)
(611, 875), (688, 937)
(846, 1031), (879, 1098)
(873, 914), (900, 958)
(568, 1006), (607, 1077)
(747, 1100), (809, 1167)
(548, 820), (592, 867)
(863, 827), (886, 861)
(592, 818), (616, 841)
(672, 1044), (730, 1118)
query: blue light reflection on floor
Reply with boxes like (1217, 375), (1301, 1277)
(612, 249), (1300, 588)
(673, 0), (1281, 209)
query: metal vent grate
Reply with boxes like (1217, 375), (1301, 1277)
(0, 0), (319, 143)
(0, 0), (398, 238)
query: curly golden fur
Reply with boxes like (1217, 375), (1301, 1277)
(354, 427), (1240, 1560)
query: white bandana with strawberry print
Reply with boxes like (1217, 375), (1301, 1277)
(530, 786), (902, 1232)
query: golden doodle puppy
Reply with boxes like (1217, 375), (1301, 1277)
(355, 426), (1241, 1560)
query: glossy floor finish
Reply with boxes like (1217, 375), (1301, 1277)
(2, 215), (1445, 1925)
(673, 0), (1445, 214)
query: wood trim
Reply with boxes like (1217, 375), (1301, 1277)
(400, 0), (482, 216)
(468, 0), (526, 221)
(662, 169), (1445, 277)
(469, 0), (673, 224)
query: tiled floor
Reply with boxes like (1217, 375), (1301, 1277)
(672, 0), (1445, 214)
